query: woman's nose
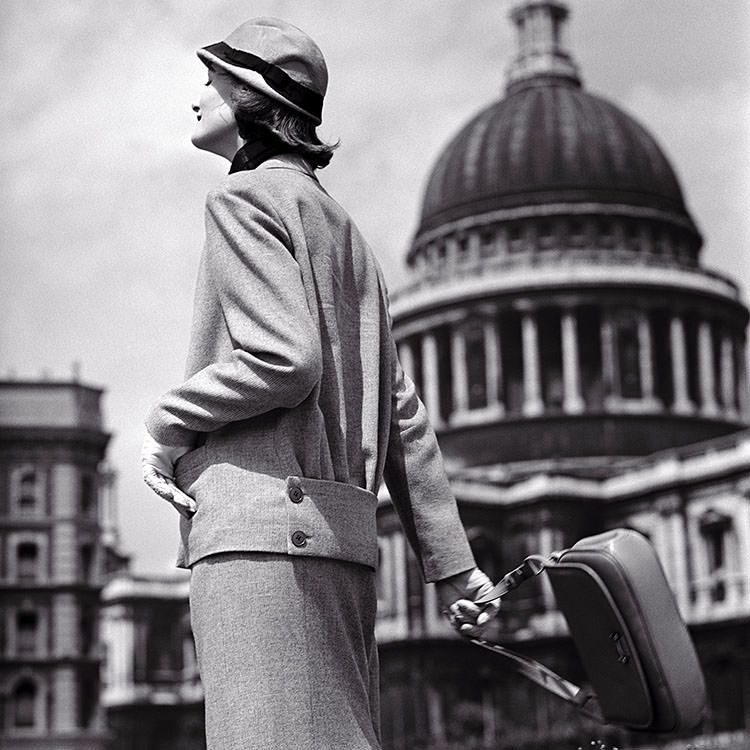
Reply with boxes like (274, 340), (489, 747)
(192, 102), (200, 114)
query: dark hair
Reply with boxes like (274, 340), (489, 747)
(229, 80), (337, 169)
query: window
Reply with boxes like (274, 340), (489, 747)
(568, 218), (585, 248)
(598, 218), (615, 248)
(577, 306), (604, 410)
(16, 611), (38, 656)
(18, 471), (37, 514)
(615, 318), (642, 398)
(80, 474), (96, 517)
(700, 510), (732, 603)
(80, 544), (94, 583)
(480, 230), (496, 258)
(508, 223), (524, 251)
(435, 325), (454, 423)
(537, 308), (563, 410)
(17, 543), (39, 583)
(12, 466), (44, 517)
(78, 670), (97, 728)
(499, 310), (524, 415)
(14, 681), (37, 728)
(626, 220), (641, 252)
(538, 221), (555, 250)
(610, 312), (643, 399)
(80, 605), (94, 655)
(465, 321), (487, 410)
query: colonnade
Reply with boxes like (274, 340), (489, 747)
(396, 301), (746, 428)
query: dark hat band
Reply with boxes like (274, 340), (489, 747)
(202, 41), (323, 121)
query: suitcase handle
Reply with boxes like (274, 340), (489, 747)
(468, 552), (604, 723)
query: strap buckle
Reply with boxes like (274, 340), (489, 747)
(474, 554), (547, 604)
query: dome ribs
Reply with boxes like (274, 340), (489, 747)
(416, 80), (697, 238)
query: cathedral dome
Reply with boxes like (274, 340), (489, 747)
(418, 80), (695, 235)
(391, 1), (747, 467)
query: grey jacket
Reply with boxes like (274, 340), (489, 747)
(145, 155), (475, 580)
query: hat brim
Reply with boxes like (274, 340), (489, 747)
(197, 48), (322, 125)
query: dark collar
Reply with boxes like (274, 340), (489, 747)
(229, 137), (288, 174)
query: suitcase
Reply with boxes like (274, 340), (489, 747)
(472, 528), (707, 732)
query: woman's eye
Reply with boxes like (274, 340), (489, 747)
(204, 79), (211, 87)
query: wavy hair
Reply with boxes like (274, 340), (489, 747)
(229, 79), (338, 169)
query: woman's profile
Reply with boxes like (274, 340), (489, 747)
(141, 17), (498, 749)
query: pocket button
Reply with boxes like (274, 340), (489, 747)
(291, 530), (308, 548)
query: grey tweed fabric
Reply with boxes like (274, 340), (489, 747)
(190, 552), (381, 750)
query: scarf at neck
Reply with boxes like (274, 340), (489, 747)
(229, 134), (287, 174)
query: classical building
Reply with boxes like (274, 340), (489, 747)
(375, 2), (750, 749)
(0, 380), (112, 749)
(100, 575), (204, 750)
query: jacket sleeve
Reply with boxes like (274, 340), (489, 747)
(382, 335), (476, 583)
(145, 179), (322, 447)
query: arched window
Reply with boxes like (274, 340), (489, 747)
(12, 466), (44, 517)
(16, 611), (39, 656)
(13, 680), (37, 728)
(17, 543), (39, 583)
(18, 471), (37, 514)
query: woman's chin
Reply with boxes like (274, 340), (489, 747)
(190, 131), (212, 152)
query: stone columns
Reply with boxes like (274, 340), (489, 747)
(600, 312), (616, 399)
(720, 334), (738, 417)
(670, 315), (693, 413)
(738, 342), (750, 419)
(483, 316), (503, 413)
(421, 332), (442, 424)
(398, 340), (415, 383)
(637, 311), (656, 402)
(561, 308), (584, 413)
(451, 325), (469, 416)
(698, 321), (719, 415)
(520, 307), (544, 416)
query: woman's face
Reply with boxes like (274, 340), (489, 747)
(191, 67), (240, 158)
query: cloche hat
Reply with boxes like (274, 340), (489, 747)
(197, 17), (327, 125)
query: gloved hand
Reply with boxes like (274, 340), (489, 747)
(435, 567), (500, 637)
(141, 434), (196, 520)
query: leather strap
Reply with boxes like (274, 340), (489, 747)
(474, 554), (546, 604)
(468, 552), (605, 723)
(468, 637), (603, 721)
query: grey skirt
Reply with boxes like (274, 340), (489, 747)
(190, 552), (381, 750)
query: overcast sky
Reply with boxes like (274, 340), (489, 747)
(1, 1), (748, 574)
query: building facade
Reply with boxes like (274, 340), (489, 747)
(100, 575), (204, 750)
(0, 381), (111, 750)
(375, 2), (750, 749)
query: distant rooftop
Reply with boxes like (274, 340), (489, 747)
(0, 379), (105, 430)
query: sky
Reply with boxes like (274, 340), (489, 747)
(1, 1), (748, 575)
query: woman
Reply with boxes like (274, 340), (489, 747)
(141, 17), (498, 750)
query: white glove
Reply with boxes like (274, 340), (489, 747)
(141, 434), (196, 519)
(435, 567), (500, 637)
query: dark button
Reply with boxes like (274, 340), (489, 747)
(288, 486), (304, 503)
(291, 531), (308, 548)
